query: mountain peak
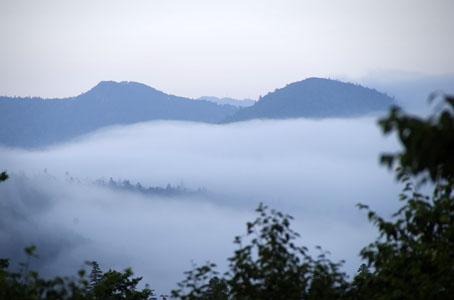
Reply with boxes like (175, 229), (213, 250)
(82, 80), (163, 100)
(283, 77), (358, 89)
(90, 80), (158, 91)
(225, 77), (395, 122)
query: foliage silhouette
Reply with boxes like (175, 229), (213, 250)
(379, 94), (454, 183)
(172, 204), (348, 300)
(355, 94), (454, 299)
(0, 248), (157, 300)
(0, 171), (7, 182)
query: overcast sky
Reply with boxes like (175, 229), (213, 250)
(0, 0), (453, 99)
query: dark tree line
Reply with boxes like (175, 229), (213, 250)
(94, 177), (206, 198)
(0, 252), (157, 300)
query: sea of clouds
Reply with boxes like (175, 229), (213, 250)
(0, 117), (403, 294)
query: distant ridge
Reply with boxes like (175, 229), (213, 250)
(0, 78), (395, 148)
(198, 96), (255, 107)
(0, 81), (239, 148)
(224, 78), (394, 122)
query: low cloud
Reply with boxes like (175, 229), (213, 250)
(0, 118), (402, 294)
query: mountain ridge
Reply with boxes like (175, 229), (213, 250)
(0, 78), (395, 148)
(0, 81), (239, 148)
(224, 77), (394, 122)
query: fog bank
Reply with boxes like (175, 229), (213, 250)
(0, 118), (402, 294)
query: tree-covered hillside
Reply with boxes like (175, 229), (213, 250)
(0, 78), (396, 148)
(225, 78), (394, 122)
(0, 81), (239, 148)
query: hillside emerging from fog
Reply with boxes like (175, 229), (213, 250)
(0, 78), (394, 148)
(224, 78), (394, 122)
(0, 81), (239, 148)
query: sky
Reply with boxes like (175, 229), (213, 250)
(1, 0), (453, 99)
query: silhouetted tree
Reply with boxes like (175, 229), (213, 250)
(202, 277), (229, 300)
(91, 268), (155, 300)
(0, 247), (155, 300)
(172, 204), (347, 300)
(0, 171), (7, 182)
(356, 94), (454, 299)
(379, 94), (454, 183)
(89, 261), (103, 290)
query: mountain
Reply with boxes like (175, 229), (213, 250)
(0, 81), (239, 148)
(0, 78), (396, 148)
(224, 78), (395, 122)
(198, 96), (255, 107)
